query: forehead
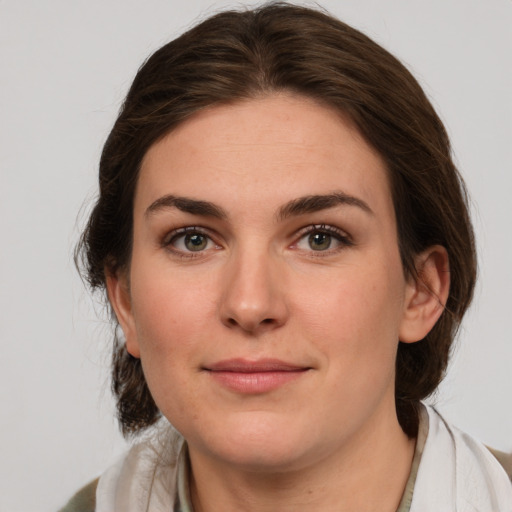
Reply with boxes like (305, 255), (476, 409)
(137, 93), (393, 220)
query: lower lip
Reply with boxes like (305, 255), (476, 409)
(207, 370), (308, 393)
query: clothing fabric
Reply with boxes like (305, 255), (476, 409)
(60, 404), (512, 512)
(408, 406), (512, 511)
(57, 478), (98, 512)
(488, 447), (512, 481)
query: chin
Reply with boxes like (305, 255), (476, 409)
(188, 413), (318, 472)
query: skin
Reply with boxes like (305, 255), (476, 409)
(108, 93), (449, 512)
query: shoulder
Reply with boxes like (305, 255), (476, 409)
(58, 478), (98, 512)
(411, 405), (512, 511)
(95, 426), (184, 511)
(487, 446), (512, 482)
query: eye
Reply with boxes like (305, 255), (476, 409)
(307, 232), (332, 251)
(294, 225), (353, 252)
(164, 227), (219, 254)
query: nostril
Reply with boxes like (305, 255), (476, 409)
(225, 316), (276, 330)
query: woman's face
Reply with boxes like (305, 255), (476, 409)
(112, 94), (419, 472)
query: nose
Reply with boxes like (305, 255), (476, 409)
(219, 247), (289, 335)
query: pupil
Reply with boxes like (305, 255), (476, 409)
(309, 232), (331, 251)
(185, 233), (207, 251)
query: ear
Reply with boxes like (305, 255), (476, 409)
(399, 245), (450, 343)
(105, 270), (141, 358)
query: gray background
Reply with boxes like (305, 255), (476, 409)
(1, 1), (511, 510)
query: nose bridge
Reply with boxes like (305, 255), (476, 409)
(219, 240), (287, 333)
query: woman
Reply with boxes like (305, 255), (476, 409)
(64, 3), (512, 511)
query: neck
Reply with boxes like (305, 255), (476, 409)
(188, 403), (415, 512)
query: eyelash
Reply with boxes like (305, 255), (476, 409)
(293, 224), (354, 254)
(162, 226), (220, 259)
(161, 223), (354, 259)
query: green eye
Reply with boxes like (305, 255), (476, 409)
(295, 224), (353, 254)
(167, 229), (216, 254)
(308, 232), (332, 251)
(184, 233), (208, 251)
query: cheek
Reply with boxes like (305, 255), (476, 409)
(291, 259), (406, 363)
(129, 274), (210, 422)
(132, 281), (206, 354)
(127, 265), (210, 390)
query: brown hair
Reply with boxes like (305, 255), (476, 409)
(76, 2), (476, 438)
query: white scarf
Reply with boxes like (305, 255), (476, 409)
(409, 406), (512, 511)
(96, 405), (512, 512)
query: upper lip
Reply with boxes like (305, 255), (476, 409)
(204, 358), (310, 372)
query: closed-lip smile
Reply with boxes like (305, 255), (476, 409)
(203, 358), (311, 394)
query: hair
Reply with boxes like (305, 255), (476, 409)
(76, 2), (476, 438)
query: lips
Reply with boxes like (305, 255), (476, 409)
(203, 358), (310, 394)
(205, 358), (307, 372)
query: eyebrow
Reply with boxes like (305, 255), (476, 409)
(145, 195), (227, 219)
(276, 192), (373, 221)
(145, 191), (373, 221)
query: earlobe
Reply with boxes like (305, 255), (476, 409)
(399, 245), (450, 344)
(105, 270), (141, 358)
